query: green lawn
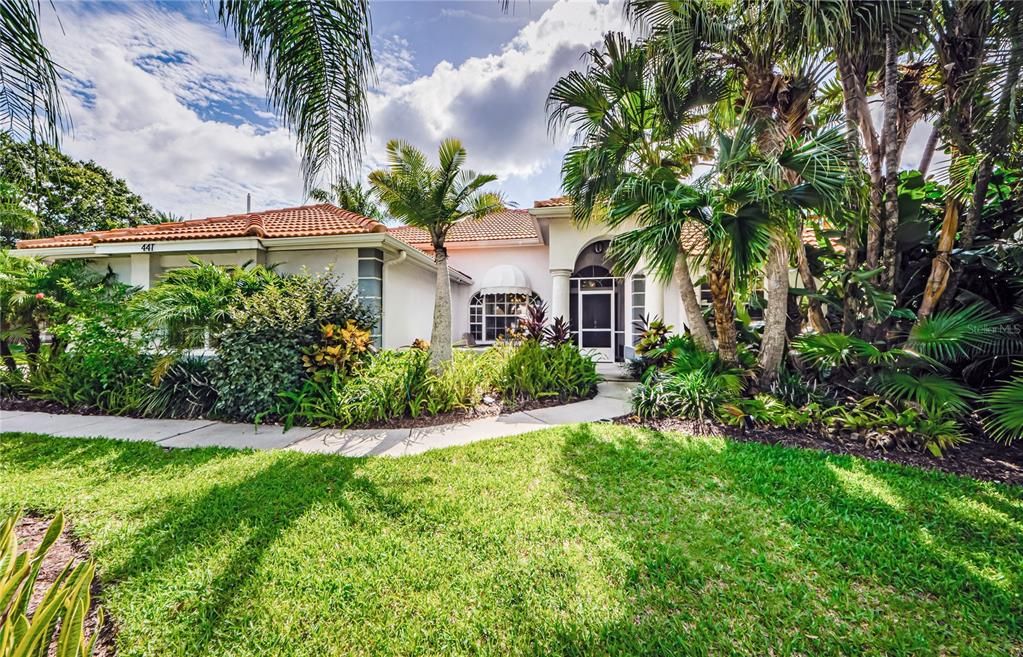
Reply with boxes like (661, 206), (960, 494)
(1, 427), (1021, 657)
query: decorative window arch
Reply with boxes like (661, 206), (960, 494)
(469, 291), (541, 342)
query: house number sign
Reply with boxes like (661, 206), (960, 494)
(140, 243), (155, 252)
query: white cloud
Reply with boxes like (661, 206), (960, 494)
(40, 3), (304, 218)
(365, 0), (629, 204)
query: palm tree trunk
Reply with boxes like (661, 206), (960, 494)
(430, 245), (453, 367)
(917, 194), (960, 319)
(940, 156), (994, 310)
(918, 123), (940, 177)
(757, 235), (789, 385)
(880, 31), (901, 296)
(674, 252), (715, 352)
(795, 241), (828, 333)
(707, 251), (737, 367)
(1, 339), (18, 374)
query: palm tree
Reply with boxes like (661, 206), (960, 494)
(369, 139), (505, 366)
(608, 124), (848, 367)
(0, 0), (373, 185)
(309, 178), (385, 221)
(918, 0), (1023, 316)
(546, 32), (720, 352)
(131, 257), (281, 349)
(628, 0), (831, 384)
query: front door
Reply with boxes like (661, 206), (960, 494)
(578, 289), (614, 362)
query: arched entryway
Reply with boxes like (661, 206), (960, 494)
(569, 240), (624, 362)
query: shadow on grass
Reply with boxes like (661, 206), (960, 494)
(556, 424), (1023, 655)
(1, 433), (415, 655)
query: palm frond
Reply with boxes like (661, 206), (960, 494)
(873, 371), (975, 416)
(982, 363), (1023, 443)
(217, 0), (372, 187)
(906, 303), (1018, 363)
(0, 0), (69, 144)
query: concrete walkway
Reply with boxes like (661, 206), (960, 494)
(0, 381), (635, 457)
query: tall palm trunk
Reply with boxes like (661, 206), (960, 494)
(707, 250), (737, 367)
(758, 236), (789, 385)
(795, 240), (828, 333)
(939, 157), (995, 310)
(879, 32), (901, 296)
(675, 252), (715, 352)
(918, 192), (960, 318)
(918, 124), (940, 177)
(431, 245), (453, 367)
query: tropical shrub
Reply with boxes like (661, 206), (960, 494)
(498, 339), (598, 402)
(301, 320), (373, 381)
(38, 314), (152, 413)
(720, 393), (811, 430)
(139, 355), (219, 419)
(544, 316), (572, 347)
(213, 274), (373, 421)
(131, 257), (280, 348)
(0, 513), (104, 657)
(820, 397), (969, 456)
(631, 355), (743, 422)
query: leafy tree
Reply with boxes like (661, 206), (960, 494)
(1, 0), (373, 186)
(0, 180), (39, 237)
(0, 134), (156, 245)
(369, 139), (505, 366)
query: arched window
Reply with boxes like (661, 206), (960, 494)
(469, 291), (540, 342)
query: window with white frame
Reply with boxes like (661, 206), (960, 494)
(631, 274), (645, 345)
(357, 248), (383, 346)
(469, 291), (540, 342)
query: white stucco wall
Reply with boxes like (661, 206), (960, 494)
(382, 256), (438, 348)
(266, 248), (358, 283)
(445, 244), (550, 339)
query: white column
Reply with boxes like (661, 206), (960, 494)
(129, 253), (154, 290)
(646, 274), (664, 322)
(550, 268), (572, 321)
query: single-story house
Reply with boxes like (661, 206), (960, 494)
(14, 197), (712, 362)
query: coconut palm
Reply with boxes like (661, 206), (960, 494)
(0, 0), (373, 185)
(547, 32), (720, 352)
(369, 139), (505, 366)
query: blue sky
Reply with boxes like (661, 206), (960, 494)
(40, 1), (628, 218)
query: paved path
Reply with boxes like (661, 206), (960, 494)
(0, 382), (635, 457)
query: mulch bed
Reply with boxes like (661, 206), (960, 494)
(615, 415), (1023, 486)
(14, 514), (117, 656)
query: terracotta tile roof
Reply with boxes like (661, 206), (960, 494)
(389, 209), (541, 248)
(16, 204), (386, 249)
(533, 196), (572, 208)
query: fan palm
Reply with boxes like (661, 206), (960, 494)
(369, 139), (505, 366)
(1, 0), (372, 185)
(628, 0), (842, 384)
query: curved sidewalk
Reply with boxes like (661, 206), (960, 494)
(0, 382), (634, 457)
